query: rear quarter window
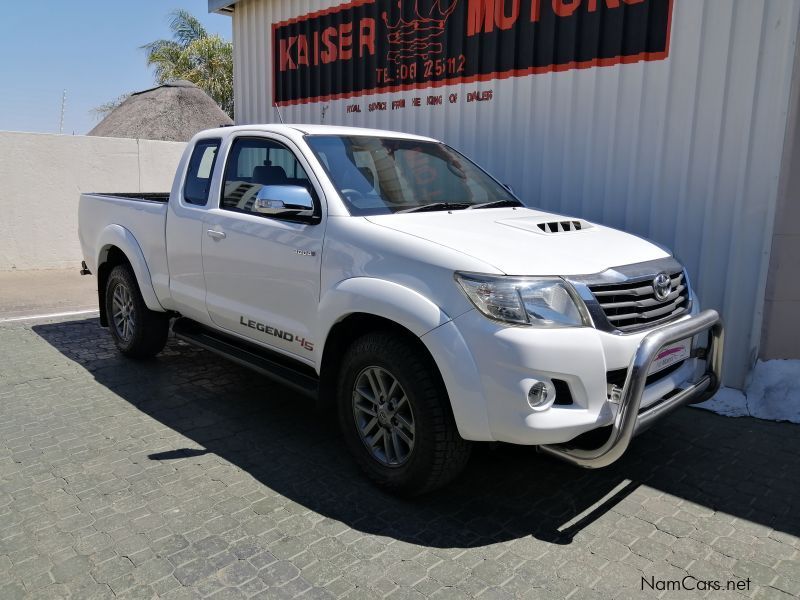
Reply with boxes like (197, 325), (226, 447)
(184, 139), (221, 206)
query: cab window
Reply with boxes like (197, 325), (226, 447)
(221, 137), (316, 220)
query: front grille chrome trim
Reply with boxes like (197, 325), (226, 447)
(565, 257), (693, 334)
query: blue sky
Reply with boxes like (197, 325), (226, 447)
(0, 1), (231, 136)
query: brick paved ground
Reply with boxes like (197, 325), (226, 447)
(0, 316), (798, 599)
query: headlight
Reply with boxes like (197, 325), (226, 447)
(455, 272), (587, 327)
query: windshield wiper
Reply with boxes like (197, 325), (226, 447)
(466, 199), (524, 210)
(397, 202), (471, 213)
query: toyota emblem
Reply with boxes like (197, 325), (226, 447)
(653, 273), (672, 301)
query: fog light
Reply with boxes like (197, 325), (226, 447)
(528, 381), (554, 410)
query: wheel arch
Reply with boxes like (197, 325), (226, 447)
(95, 225), (164, 326)
(317, 312), (447, 411)
(315, 277), (452, 405)
(315, 279), (492, 441)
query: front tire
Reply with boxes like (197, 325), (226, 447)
(337, 332), (471, 495)
(105, 264), (168, 358)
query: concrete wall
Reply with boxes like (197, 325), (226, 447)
(0, 132), (186, 271)
(762, 40), (800, 360)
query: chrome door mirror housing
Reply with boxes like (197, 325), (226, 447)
(253, 185), (314, 216)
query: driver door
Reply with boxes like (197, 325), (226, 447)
(201, 134), (325, 362)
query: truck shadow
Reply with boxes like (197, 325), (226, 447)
(33, 318), (800, 549)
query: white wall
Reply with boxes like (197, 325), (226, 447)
(0, 132), (186, 271)
(230, 0), (800, 388)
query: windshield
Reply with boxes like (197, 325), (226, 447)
(305, 135), (521, 216)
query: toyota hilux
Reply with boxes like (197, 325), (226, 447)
(78, 124), (723, 495)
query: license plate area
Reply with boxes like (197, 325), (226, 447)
(649, 338), (691, 375)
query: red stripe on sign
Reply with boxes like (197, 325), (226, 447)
(656, 347), (684, 361)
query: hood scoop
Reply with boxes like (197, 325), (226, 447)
(497, 215), (594, 235)
(536, 220), (588, 233)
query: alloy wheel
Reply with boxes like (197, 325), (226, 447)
(352, 366), (416, 467)
(111, 281), (136, 342)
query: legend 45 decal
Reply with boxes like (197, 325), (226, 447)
(240, 316), (315, 352)
(273, 0), (673, 105)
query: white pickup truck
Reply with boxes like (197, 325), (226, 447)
(79, 124), (723, 495)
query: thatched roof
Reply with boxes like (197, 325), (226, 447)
(89, 80), (233, 142)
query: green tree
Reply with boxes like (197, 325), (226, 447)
(142, 10), (233, 117)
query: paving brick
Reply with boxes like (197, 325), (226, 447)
(732, 558), (779, 587)
(630, 538), (672, 562)
(90, 555), (135, 584)
(219, 559), (259, 587)
(753, 586), (796, 599)
(0, 582), (29, 600)
(590, 537), (630, 562)
(754, 537), (797, 561)
(173, 557), (214, 586)
(259, 559), (301, 586)
(387, 560), (430, 587)
(50, 554), (91, 583)
(428, 560), (470, 587)
(151, 574), (182, 596)
(771, 575), (800, 597)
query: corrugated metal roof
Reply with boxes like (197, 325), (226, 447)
(229, 0), (800, 388)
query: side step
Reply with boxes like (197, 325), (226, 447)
(172, 318), (319, 398)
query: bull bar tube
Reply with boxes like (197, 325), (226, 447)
(539, 309), (724, 469)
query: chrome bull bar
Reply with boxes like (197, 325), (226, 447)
(539, 309), (724, 469)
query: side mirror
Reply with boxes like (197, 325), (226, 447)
(253, 185), (314, 216)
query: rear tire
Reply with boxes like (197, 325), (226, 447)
(337, 332), (471, 496)
(105, 264), (168, 358)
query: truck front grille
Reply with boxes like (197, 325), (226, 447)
(588, 270), (689, 332)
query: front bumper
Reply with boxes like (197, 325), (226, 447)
(422, 304), (723, 464)
(539, 309), (723, 468)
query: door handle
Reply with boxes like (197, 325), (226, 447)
(207, 229), (226, 240)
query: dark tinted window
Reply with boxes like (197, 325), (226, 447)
(183, 139), (220, 205)
(221, 137), (314, 214)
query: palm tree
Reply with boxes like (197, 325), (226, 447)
(142, 10), (233, 117)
